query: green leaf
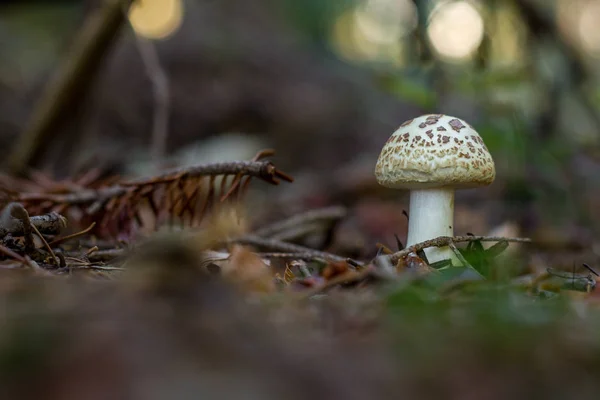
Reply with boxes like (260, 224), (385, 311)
(424, 266), (484, 289)
(485, 241), (509, 259)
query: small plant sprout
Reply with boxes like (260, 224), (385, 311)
(374, 114), (496, 266)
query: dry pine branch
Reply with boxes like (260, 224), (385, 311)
(0, 149), (293, 239)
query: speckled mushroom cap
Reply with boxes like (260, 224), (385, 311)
(374, 114), (496, 189)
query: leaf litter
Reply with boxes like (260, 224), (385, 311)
(0, 150), (599, 399)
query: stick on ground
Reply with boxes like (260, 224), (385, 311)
(388, 235), (531, 265)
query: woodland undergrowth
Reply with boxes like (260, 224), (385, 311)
(0, 149), (600, 399)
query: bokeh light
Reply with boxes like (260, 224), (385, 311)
(578, 0), (600, 55)
(354, 0), (418, 45)
(427, 0), (485, 61)
(556, 0), (600, 58)
(331, 0), (417, 63)
(128, 0), (183, 40)
(490, 3), (527, 67)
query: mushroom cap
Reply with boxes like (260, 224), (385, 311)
(374, 114), (496, 189)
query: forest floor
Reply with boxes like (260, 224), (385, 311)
(0, 150), (599, 399)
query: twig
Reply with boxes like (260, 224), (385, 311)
(29, 212), (68, 235)
(17, 158), (293, 206)
(3, 150), (293, 238)
(269, 225), (323, 242)
(0, 206), (67, 239)
(257, 252), (335, 261)
(229, 234), (356, 264)
(5, 0), (135, 175)
(80, 239), (347, 265)
(86, 246), (99, 256)
(124, 149), (293, 185)
(253, 206), (347, 238)
(29, 222), (59, 266)
(0, 243), (28, 264)
(296, 267), (377, 299)
(64, 256), (91, 264)
(130, 24), (170, 167)
(48, 222), (97, 247)
(86, 248), (128, 262)
(71, 265), (124, 271)
(388, 235), (531, 265)
(217, 150), (274, 202)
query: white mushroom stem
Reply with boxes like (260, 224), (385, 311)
(405, 188), (460, 266)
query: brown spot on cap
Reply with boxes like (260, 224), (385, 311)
(437, 126), (447, 132)
(428, 114), (443, 120)
(442, 136), (450, 144)
(425, 115), (442, 125)
(449, 119), (466, 132)
(401, 119), (414, 127)
(426, 130), (434, 139)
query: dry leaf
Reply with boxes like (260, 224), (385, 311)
(397, 252), (433, 276)
(321, 260), (350, 280)
(220, 245), (275, 293)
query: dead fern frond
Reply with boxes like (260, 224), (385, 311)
(0, 149), (293, 240)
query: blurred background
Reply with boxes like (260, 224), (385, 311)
(1, 0), (600, 261)
(3, 2), (600, 399)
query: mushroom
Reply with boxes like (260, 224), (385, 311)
(374, 114), (496, 266)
